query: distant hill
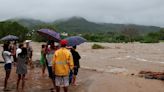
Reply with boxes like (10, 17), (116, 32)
(7, 18), (46, 30)
(53, 17), (161, 34)
(6, 17), (161, 33)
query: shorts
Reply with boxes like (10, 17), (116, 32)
(4, 63), (12, 70)
(47, 66), (55, 79)
(69, 70), (73, 84)
(74, 67), (79, 75)
(55, 76), (69, 87)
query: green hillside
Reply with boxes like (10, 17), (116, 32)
(1, 17), (163, 43)
(7, 17), (161, 34)
(0, 21), (29, 41)
(7, 18), (46, 30)
(53, 17), (161, 34)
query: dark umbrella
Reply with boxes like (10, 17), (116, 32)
(65, 36), (87, 46)
(37, 29), (61, 42)
(0, 35), (19, 41)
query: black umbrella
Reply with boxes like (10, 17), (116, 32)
(0, 35), (19, 41)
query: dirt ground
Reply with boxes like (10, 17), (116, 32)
(0, 42), (164, 92)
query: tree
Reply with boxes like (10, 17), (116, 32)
(121, 27), (140, 42)
(159, 28), (164, 40)
(0, 21), (29, 42)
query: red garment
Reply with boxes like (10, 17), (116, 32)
(60, 40), (68, 46)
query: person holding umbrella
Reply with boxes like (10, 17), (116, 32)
(52, 40), (74, 92)
(46, 42), (56, 90)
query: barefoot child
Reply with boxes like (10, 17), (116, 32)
(16, 47), (28, 91)
(40, 44), (46, 76)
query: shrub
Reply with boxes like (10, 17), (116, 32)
(140, 37), (159, 43)
(140, 32), (160, 43)
(92, 44), (105, 49)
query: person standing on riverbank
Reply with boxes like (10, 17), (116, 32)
(70, 46), (81, 86)
(2, 43), (13, 91)
(52, 40), (74, 92)
(16, 47), (28, 91)
(40, 44), (46, 76)
(25, 40), (34, 69)
(46, 42), (56, 90)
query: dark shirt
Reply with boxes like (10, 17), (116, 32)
(70, 49), (81, 68)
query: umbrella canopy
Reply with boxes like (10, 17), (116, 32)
(37, 29), (61, 42)
(65, 36), (87, 46)
(0, 35), (19, 41)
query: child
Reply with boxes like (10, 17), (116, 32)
(16, 47), (28, 91)
(40, 44), (46, 76)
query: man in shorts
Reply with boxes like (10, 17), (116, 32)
(52, 40), (74, 92)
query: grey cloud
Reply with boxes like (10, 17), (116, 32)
(0, 0), (164, 27)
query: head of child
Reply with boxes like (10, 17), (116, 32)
(19, 47), (27, 56)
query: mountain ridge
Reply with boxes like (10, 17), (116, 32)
(2, 16), (161, 33)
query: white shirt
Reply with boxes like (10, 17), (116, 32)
(2, 51), (12, 64)
(46, 50), (55, 66)
(16, 48), (22, 58)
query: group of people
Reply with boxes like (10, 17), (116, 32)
(40, 40), (81, 92)
(2, 39), (81, 92)
(2, 40), (33, 91)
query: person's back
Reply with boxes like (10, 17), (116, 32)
(52, 40), (74, 92)
(53, 47), (73, 76)
(16, 47), (28, 90)
(16, 47), (28, 75)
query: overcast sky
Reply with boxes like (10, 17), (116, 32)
(0, 0), (164, 27)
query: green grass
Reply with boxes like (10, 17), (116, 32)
(92, 44), (105, 49)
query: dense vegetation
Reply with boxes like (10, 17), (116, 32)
(0, 21), (29, 42)
(82, 29), (164, 43)
(0, 17), (164, 43)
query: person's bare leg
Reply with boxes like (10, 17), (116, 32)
(63, 87), (68, 92)
(4, 70), (11, 90)
(42, 64), (46, 76)
(51, 79), (56, 89)
(29, 58), (32, 68)
(22, 74), (26, 90)
(56, 86), (60, 92)
(28, 58), (34, 69)
(72, 75), (76, 85)
(17, 74), (21, 90)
